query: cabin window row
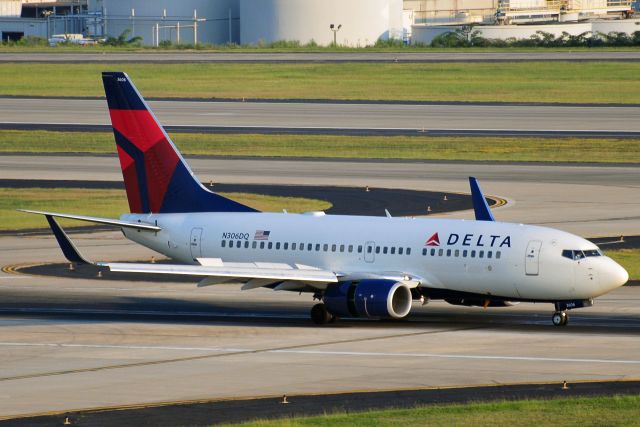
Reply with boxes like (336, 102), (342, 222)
(221, 240), (411, 256)
(421, 247), (501, 259)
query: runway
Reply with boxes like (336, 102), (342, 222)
(1, 155), (639, 237)
(4, 51), (640, 63)
(2, 98), (640, 134)
(0, 230), (639, 418)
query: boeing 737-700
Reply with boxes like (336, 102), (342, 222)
(21, 72), (629, 326)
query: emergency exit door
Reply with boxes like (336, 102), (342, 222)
(190, 227), (203, 260)
(525, 240), (542, 276)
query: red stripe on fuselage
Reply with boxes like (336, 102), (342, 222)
(116, 146), (143, 213)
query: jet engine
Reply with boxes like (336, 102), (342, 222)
(324, 280), (413, 319)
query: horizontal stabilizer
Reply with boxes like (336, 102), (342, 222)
(18, 209), (161, 231)
(469, 177), (495, 222)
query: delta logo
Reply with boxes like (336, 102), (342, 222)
(426, 233), (440, 246)
(425, 232), (511, 248)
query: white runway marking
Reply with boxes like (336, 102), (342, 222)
(1, 342), (639, 365)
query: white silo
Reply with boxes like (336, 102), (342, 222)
(240, 0), (403, 47)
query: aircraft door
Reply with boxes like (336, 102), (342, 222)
(190, 227), (203, 261)
(525, 240), (542, 276)
(364, 241), (375, 263)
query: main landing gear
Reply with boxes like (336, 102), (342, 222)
(552, 311), (569, 326)
(310, 303), (335, 325)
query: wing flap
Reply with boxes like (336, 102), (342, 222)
(99, 262), (338, 283)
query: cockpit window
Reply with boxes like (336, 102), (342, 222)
(562, 249), (602, 260)
(583, 249), (602, 257)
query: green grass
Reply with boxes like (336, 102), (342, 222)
(1, 130), (639, 163)
(234, 394), (640, 426)
(605, 249), (640, 280)
(0, 188), (330, 231)
(1, 62), (640, 103)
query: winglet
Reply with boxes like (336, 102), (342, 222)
(469, 177), (495, 222)
(45, 215), (92, 265)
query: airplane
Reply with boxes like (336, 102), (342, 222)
(21, 71), (629, 327)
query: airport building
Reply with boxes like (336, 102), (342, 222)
(0, 0), (637, 45)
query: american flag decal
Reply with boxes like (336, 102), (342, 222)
(254, 230), (271, 241)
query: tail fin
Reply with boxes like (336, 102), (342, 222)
(102, 71), (257, 214)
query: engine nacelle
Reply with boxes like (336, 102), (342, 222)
(444, 298), (517, 308)
(324, 280), (413, 319)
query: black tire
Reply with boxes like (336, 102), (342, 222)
(311, 303), (331, 325)
(552, 311), (567, 326)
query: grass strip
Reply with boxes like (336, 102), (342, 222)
(0, 130), (638, 163)
(234, 394), (640, 426)
(605, 249), (640, 281)
(1, 62), (640, 103)
(0, 188), (330, 231)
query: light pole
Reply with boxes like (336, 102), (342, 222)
(329, 23), (342, 46)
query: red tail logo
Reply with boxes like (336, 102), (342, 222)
(426, 233), (440, 246)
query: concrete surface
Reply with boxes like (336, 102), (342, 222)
(2, 98), (640, 133)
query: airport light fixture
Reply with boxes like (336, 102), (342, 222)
(329, 23), (342, 46)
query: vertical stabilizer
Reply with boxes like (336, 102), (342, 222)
(102, 71), (257, 214)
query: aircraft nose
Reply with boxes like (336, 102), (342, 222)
(603, 258), (629, 291)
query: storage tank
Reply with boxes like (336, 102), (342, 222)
(240, 0), (403, 47)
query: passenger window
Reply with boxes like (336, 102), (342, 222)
(391, 247), (396, 255)
(228, 240), (233, 248)
(284, 243), (288, 250)
(479, 250), (484, 258)
(331, 244), (336, 252)
(300, 243), (304, 250)
(399, 247), (403, 255)
(383, 247), (388, 254)
(496, 251), (501, 259)
(348, 245), (353, 253)
(358, 245), (363, 253)
(221, 240), (226, 248)
(376, 246), (381, 254)
(463, 250), (468, 257)
(487, 251), (492, 259)
(406, 248), (411, 255)
(455, 249), (459, 257)
(260, 242), (265, 249)
(236, 241), (242, 248)
(292, 243), (296, 250)
(252, 241), (257, 249)
(275, 242), (280, 250)
(367, 246), (373, 253)
(268, 242), (273, 249)
(430, 248), (436, 256)
(310, 244), (315, 251)
(340, 245), (345, 252)
(323, 244), (329, 252)
(446, 249), (451, 257)
(315, 244), (320, 251)
(438, 249), (443, 256)
(471, 250), (476, 258)
(422, 248), (427, 256)
(244, 241), (249, 248)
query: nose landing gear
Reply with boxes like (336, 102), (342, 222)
(552, 311), (568, 326)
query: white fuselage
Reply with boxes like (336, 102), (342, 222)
(121, 212), (628, 301)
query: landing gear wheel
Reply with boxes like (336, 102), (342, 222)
(552, 311), (568, 326)
(311, 303), (333, 325)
